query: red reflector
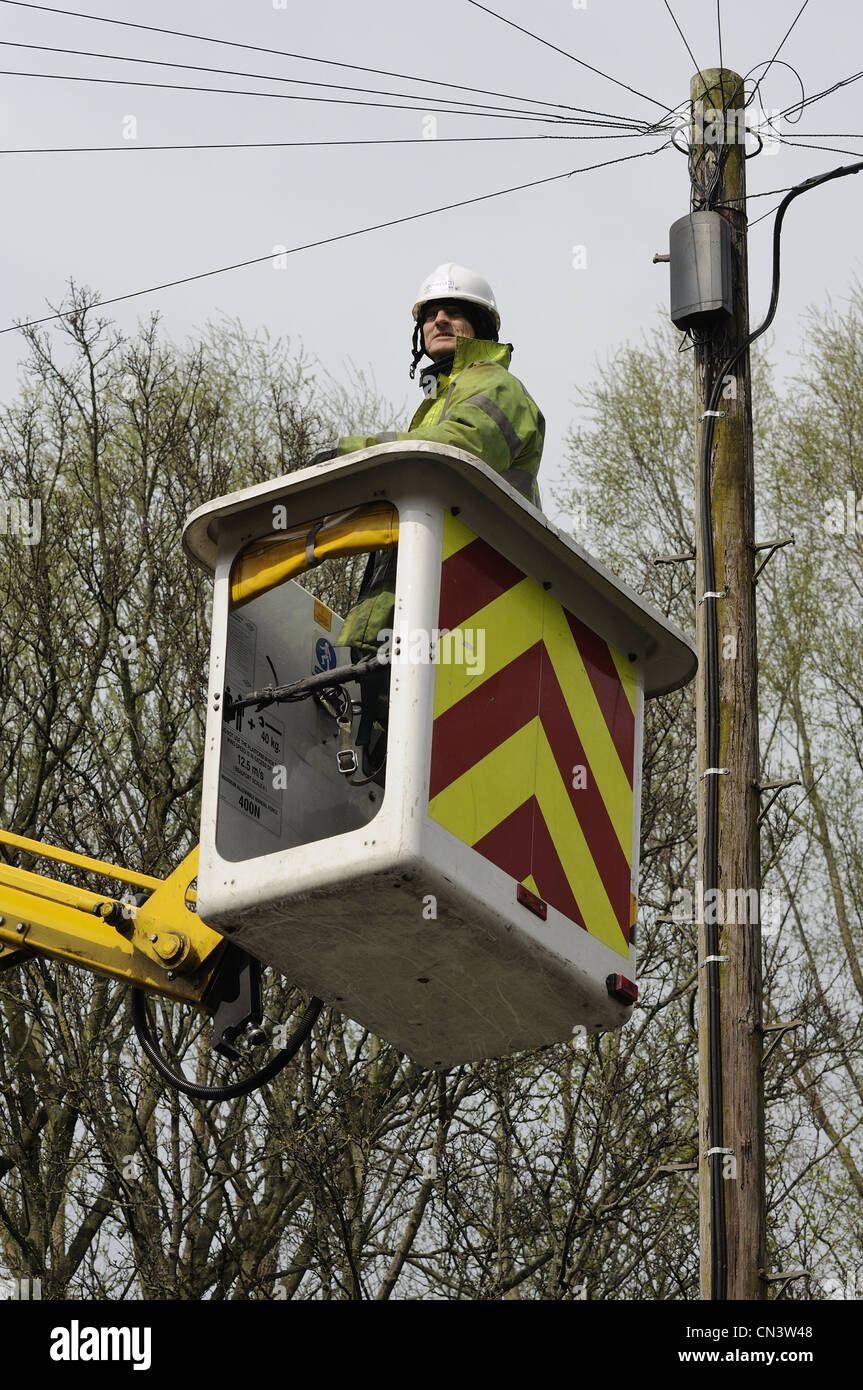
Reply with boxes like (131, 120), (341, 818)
(606, 974), (638, 1004)
(517, 883), (547, 919)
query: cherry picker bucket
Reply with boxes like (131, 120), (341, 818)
(183, 443), (696, 1067)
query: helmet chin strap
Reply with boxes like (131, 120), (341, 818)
(409, 325), (454, 385)
(409, 327), (455, 379)
(409, 320), (425, 380)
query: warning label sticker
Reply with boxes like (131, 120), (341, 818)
(220, 708), (285, 837)
(313, 597), (333, 632)
(225, 612), (256, 697)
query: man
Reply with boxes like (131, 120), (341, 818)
(336, 261), (544, 507)
(336, 262), (545, 657)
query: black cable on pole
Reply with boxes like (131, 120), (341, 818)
(131, 988), (323, 1101)
(697, 154), (863, 1300)
(730, 160), (863, 356)
(741, 59), (805, 124)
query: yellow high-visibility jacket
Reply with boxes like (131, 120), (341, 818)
(336, 337), (544, 653)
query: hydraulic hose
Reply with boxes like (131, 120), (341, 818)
(131, 988), (324, 1101)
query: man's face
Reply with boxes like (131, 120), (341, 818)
(421, 300), (475, 360)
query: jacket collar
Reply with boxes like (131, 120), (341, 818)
(418, 336), (512, 393)
(451, 336), (512, 372)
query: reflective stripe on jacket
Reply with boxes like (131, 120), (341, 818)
(337, 337), (544, 506)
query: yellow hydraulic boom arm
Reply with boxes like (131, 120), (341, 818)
(0, 828), (225, 1002)
(0, 826), (327, 1100)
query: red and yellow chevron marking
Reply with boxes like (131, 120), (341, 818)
(429, 515), (637, 955)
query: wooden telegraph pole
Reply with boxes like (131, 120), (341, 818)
(691, 69), (767, 1300)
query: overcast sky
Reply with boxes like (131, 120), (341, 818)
(1, 0), (861, 521)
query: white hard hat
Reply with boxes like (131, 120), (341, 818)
(412, 262), (500, 332)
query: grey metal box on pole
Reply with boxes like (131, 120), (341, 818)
(669, 211), (732, 329)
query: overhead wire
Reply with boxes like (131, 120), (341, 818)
(7, 12), (853, 290)
(740, 58), (805, 138)
(465, 0), (678, 125)
(777, 68), (863, 123)
(777, 130), (863, 139)
(716, 1), (723, 73)
(0, 68), (631, 125)
(729, 150), (859, 232)
(777, 136), (863, 160)
(748, 199), (787, 229)
(0, 39), (654, 127)
(675, 10), (816, 212)
(0, 0), (657, 127)
(661, 0), (715, 110)
(0, 142), (671, 336)
(714, 184), (800, 206)
(0, 67), (675, 130)
(0, 0), (681, 343)
(747, 0), (810, 112)
(0, 132), (655, 155)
